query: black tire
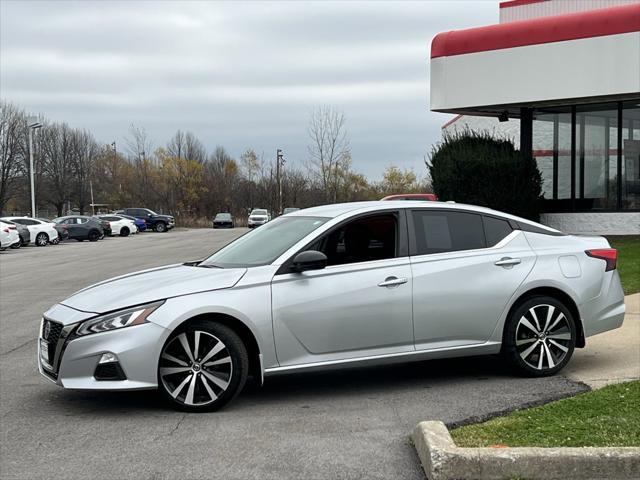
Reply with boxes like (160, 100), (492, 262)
(10, 241), (21, 249)
(88, 230), (100, 242)
(158, 321), (249, 412)
(503, 296), (576, 377)
(155, 222), (167, 233)
(35, 232), (49, 247)
(120, 227), (130, 237)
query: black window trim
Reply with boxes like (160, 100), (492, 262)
(407, 207), (564, 257)
(275, 209), (409, 275)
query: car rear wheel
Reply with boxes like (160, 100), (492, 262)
(158, 322), (248, 412)
(10, 241), (21, 249)
(88, 230), (100, 242)
(35, 232), (49, 246)
(155, 222), (167, 233)
(120, 226), (130, 237)
(503, 296), (576, 377)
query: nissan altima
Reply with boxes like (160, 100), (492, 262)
(38, 201), (625, 411)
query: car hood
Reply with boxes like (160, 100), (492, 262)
(61, 264), (247, 314)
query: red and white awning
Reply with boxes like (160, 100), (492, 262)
(430, 3), (640, 114)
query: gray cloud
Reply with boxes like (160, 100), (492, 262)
(1, 0), (496, 179)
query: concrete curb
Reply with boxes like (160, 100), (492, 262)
(412, 421), (640, 480)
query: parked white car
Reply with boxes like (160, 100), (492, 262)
(0, 217), (59, 246)
(0, 221), (21, 250)
(248, 209), (270, 228)
(96, 215), (137, 236)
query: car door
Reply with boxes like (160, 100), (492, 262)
(271, 211), (414, 367)
(64, 218), (81, 238)
(409, 209), (536, 350)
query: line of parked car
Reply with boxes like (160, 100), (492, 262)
(0, 208), (175, 252)
(214, 207), (301, 229)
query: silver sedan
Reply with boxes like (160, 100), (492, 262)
(38, 201), (625, 411)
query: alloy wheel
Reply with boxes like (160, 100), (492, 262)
(159, 331), (233, 407)
(36, 233), (48, 246)
(515, 304), (572, 371)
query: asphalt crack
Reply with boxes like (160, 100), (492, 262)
(0, 338), (34, 357)
(154, 413), (187, 441)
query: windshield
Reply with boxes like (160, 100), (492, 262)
(215, 213), (231, 220)
(250, 209), (267, 216)
(200, 216), (329, 268)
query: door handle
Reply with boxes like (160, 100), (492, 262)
(377, 276), (408, 288)
(494, 257), (521, 267)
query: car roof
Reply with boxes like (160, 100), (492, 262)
(286, 201), (560, 233)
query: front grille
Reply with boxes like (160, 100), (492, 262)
(42, 319), (63, 365)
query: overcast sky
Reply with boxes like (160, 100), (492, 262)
(1, 0), (497, 179)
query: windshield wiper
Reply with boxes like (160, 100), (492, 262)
(197, 263), (223, 269)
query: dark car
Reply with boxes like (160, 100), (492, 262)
(38, 217), (69, 242)
(2, 219), (31, 246)
(52, 216), (104, 242)
(116, 208), (174, 232)
(212, 212), (234, 228)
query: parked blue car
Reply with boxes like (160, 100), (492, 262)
(118, 214), (147, 232)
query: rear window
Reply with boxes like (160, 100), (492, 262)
(412, 211), (486, 255)
(483, 216), (512, 246)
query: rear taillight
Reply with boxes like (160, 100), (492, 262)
(585, 249), (617, 272)
(2, 228), (9, 233)
(8, 225), (16, 230)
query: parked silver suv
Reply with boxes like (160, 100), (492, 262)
(38, 201), (625, 411)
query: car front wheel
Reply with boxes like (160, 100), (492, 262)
(503, 296), (576, 377)
(155, 222), (167, 233)
(120, 227), (130, 237)
(158, 322), (248, 412)
(88, 230), (100, 242)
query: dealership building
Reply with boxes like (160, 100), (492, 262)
(431, 0), (640, 234)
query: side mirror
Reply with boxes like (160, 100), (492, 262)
(291, 250), (327, 273)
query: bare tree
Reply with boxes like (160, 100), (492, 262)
(125, 124), (155, 206)
(307, 105), (351, 202)
(0, 101), (26, 213)
(40, 122), (74, 216)
(72, 129), (98, 214)
(167, 130), (206, 163)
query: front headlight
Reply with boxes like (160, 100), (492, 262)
(76, 300), (164, 336)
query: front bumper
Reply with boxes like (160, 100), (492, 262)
(38, 318), (170, 390)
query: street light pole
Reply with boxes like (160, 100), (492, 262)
(276, 149), (285, 215)
(27, 116), (42, 217)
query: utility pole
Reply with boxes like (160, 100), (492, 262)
(276, 149), (285, 215)
(27, 116), (42, 218)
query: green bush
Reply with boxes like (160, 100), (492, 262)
(428, 130), (543, 220)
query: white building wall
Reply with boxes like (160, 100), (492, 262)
(431, 32), (640, 112)
(500, 0), (637, 23)
(541, 212), (640, 234)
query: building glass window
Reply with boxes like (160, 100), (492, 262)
(532, 101), (639, 212)
(576, 105), (618, 210)
(622, 103), (640, 210)
(533, 109), (571, 200)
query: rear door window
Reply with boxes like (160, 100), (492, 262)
(411, 210), (486, 255)
(483, 216), (513, 246)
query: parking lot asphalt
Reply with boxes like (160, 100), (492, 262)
(0, 229), (588, 480)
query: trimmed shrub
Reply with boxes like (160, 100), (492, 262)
(428, 130), (543, 220)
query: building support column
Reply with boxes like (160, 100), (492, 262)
(520, 108), (533, 158)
